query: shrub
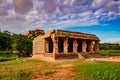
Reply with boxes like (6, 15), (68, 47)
(43, 70), (54, 76)
(15, 70), (31, 80)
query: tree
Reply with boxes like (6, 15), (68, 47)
(12, 34), (33, 56)
(100, 43), (120, 50)
(0, 31), (12, 50)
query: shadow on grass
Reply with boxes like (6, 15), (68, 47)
(0, 58), (16, 62)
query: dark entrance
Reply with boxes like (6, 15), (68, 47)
(86, 41), (89, 52)
(68, 38), (73, 52)
(77, 39), (82, 52)
(48, 38), (53, 53)
(58, 38), (64, 53)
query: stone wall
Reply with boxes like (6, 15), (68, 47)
(55, 53), (79, 59)
(44, 53), (54, 57)
(33, 38), (45, 54)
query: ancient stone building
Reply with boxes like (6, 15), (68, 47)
(32, 30), (100, 60)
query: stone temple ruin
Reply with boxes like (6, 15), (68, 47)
(32, 30), (100, 60)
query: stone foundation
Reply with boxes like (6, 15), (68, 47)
(55, 53), (79, 59)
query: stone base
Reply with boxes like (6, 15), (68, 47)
(32, 54), (55, 61)
(32, 52), (101, 61)
(55, 53), (79, 59)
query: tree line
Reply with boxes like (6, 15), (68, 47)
(99, 43), (120, 50)
(0, 31), (33, 57)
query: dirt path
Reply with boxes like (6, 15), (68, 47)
(86, 56), (120, 62)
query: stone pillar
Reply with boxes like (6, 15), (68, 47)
(82, 40), (87, 53)
(45, 40), (49, 53)
(73, 39), (78, 53)
(88, 41), (94, 52)
(52, 37), (58, 54)
(53, 41), (58, 54)
(64, 38), (68, 53)
(95, 41), (99, 53)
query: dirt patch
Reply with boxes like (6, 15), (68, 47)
(61, 63), (73, 68)
(54, 68), (75, 79)
(33, 63), (75, 80)
(33, 68), (75, 80)
(111, 56), (120, 59)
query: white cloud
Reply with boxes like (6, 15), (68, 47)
(92, 0), (106, 9)
(105, 38), (120, 43)
(0, 0), (120, 33)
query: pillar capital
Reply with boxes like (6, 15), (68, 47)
(51, 34), (58, 43)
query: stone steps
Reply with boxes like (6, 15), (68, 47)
(79, 53), (102, 58)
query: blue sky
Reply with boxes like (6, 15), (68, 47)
(0, 0), (120, 43)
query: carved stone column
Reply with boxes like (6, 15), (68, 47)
(73, 39), (78, 53)
(95, 41), (99, 53)
(45, 40), (49, 53)
(53, 41), (58, 54)
(88, 41), (94, 52)
(52, 34), (58, 54)
(64, 38), (68, 53)
(82, 40), (86, 53)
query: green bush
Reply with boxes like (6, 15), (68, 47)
(0, 50), (18, 61)
(12, 34), (33, 57)
(0, 31), (33, 57)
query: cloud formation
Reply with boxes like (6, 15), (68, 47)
(0, 0), (120, 33)
(14, 0), (33, 14)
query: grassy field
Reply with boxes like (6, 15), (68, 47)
(0, 51), (18, 62)
(0, 58), (120, 80)
(74, 60), (120, 80)
(100, 50), (120, 56)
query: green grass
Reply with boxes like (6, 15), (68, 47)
(0, 51), (18, 61)
(100, 50), (120, 56)
(0, 58), (62, 80)
(0, 58), (120, 80)
(43, 70), (55, 76)
(2, 69), (31, 80)
(74, 60), (120, 80)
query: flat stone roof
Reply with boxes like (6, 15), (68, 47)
(34, 29), (99, 41)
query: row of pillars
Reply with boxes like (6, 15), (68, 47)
(51, 37), (99, 54)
